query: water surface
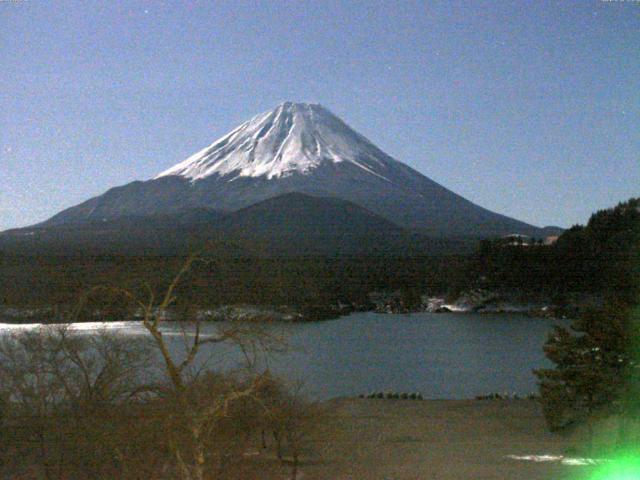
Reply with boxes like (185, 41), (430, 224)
(0, 312), (567, 400)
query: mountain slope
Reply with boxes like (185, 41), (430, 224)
(1, 193), (466, 256)
(0, 208), (226, 255)
(216, 192), (423, 256)
(219, 192), (402, 237)
(37, 102), (553, 237)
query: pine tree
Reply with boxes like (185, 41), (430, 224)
(535, 305), (634, 434)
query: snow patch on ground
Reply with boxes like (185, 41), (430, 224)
(0, 321), (143, 333)
(506, 454), (604, 466)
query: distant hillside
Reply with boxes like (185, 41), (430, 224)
(215, 192), (427, 256)
(220, 192), (402, 237)
(0, 193), (474, 257)
(0, 208), (225, 256)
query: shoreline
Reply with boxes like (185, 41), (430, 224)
(0, 301), (571, 325)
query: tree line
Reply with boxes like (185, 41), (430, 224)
(531, 198), (640, 454)
(471, 198), (639, 306)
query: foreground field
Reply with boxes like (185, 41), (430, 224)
(1, 391), (595, 479)
(287, 398), (583, 480)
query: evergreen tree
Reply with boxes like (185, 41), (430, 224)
(535, 304), (640, 453)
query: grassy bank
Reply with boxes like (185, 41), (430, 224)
(283, 398), (586, 480)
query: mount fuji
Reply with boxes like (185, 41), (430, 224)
(33, 102), (556, 238)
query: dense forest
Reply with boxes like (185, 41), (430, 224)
(0, 198), (637, 320)
(471, 197), (639, 306)
(532, 199), (639, 451)
(0, 253), (471, 317)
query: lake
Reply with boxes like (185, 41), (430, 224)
(0, 312), (568, 400)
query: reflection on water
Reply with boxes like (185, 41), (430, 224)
(0, 312), (568, 400)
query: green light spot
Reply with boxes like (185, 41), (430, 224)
(588, 454), (640, 480)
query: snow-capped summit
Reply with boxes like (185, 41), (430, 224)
(37, 102), (555, 238)
(155, 102), (391, 182)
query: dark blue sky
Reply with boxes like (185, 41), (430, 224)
(1, 0), (638, 230)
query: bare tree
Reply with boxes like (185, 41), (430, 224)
(254, 374), (325, 479)
(0, 326), (154, 479)
(0, 254), (320, 480)
(75, 254), (287, 480)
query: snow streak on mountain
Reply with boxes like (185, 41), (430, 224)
(155, 102), (392, 182)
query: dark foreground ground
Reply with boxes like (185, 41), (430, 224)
(3, 398), (598, 479)
(244, 399), (588, 480)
